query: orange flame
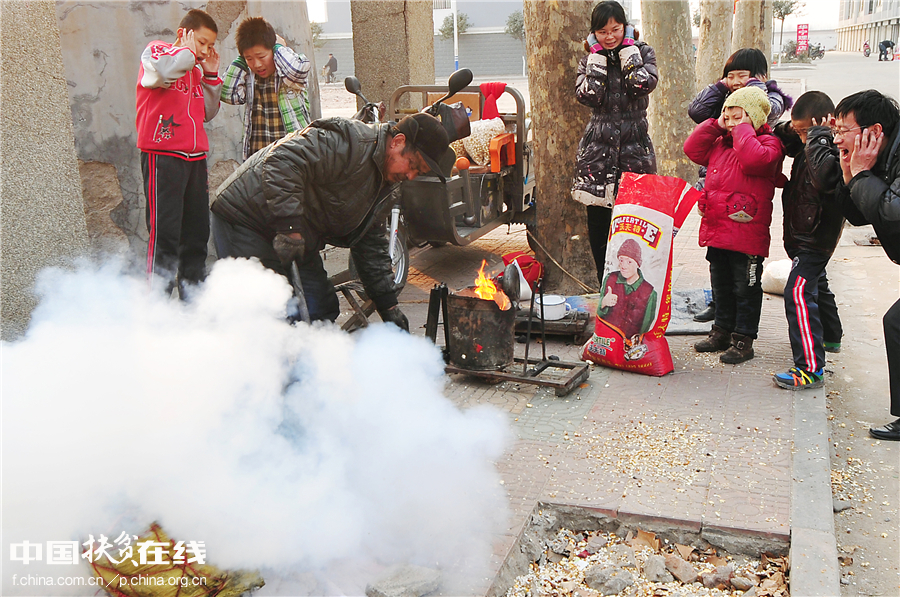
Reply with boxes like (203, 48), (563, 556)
(474, 260), (511, 310)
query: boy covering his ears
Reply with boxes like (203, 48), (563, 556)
(221, 16), (312, 161)
(135, 8), (222, 295)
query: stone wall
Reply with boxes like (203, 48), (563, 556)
(1, 0), (90, 340)
(55, 0), (321, 256)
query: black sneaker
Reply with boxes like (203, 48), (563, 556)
(869, 418), (900, 441)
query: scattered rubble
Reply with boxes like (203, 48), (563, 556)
(506, 528), (790, 597)
(584, 565), (635, 594)
(665, 553), (699, 584)
(643, 555), (674, 583)
(831, 456), (875, 505)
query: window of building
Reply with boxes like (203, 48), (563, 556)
(433, 0), (451, 10)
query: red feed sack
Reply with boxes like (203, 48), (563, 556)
(581, 173), (700, 376)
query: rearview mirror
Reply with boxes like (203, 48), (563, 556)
(344, 76), (361, 96)
(448, 68), (473, 97)
(432, 68), (474, 107)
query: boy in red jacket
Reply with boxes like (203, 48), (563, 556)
(684, 86), (785, 364)
(135, 9), (222, 296)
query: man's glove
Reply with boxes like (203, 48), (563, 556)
(378, 305), (409, 332)
(273, 232), (306, 267)
(586, 52), (607, 77)
(618, 44), (642, 72)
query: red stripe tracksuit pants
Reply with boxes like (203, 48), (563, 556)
(141, 152), (210, 287)
(784, 250), (843, 373)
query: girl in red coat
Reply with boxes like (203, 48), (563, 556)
(683, 86), (785, 364)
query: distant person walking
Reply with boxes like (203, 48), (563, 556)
(323, 53), (338, 83)
(878, 39), (895, 61)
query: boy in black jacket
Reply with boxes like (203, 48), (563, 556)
(772, 91), (845, 389)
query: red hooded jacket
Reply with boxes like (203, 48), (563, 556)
(683, 119), (785, 257)
(135, 41), (222, 157)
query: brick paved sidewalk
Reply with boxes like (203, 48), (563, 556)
(381, 196), (825, 593)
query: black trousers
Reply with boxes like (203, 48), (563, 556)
(706, 247), (764, 338)
(141, 152), (209, 287)
(885, 297), (900, 416)
(784, 250), (843, 372)
(587, 205), (613, 286)
(211, 213), (340, 322)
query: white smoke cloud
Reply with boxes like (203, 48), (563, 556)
(2, 258), (511, 595)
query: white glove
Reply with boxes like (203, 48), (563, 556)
(618, 45), (642, 70)
(586, 52), (607, 76)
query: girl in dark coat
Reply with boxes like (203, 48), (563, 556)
(689, 48), (793, 129)
(572, 0), (659, 285)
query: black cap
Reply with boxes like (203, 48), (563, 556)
(394, 113), (453, 182)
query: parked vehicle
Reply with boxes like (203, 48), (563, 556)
(809, 43), (825, 60)
(387, 76), (536, 248)
(864, 41), (871, 57)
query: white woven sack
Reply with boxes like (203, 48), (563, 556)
(462, 118), (505, 166)
(761, 258), (793, 295)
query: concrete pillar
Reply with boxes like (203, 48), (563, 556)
(1, 0), (89, 340)
(349, 1), (435, 111)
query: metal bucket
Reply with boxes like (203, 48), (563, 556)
(446, 288), (515, 370)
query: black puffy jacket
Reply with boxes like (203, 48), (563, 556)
(773, 123), (845, 256)
(212, 117), (400, 309)
(836, 128), (900, 265)
(572, 41), (658, 203)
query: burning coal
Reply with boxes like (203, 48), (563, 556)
(2, 258), (511, 595)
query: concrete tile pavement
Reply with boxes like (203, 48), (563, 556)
(319, 118), (843, 590)
(358, 185), (837, 591)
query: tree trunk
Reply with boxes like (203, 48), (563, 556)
(779, 17), (785, 52)
(349, 1), (434, 110)
(642, 0), (697, 184)
(695, 0), (734, 92)
(523, 0), (597, 294)
(732, 0), (773, 65)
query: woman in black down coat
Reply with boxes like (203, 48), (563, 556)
(572, 1), (659, 285)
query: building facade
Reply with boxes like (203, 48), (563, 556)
(836, 0), (900, 51)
